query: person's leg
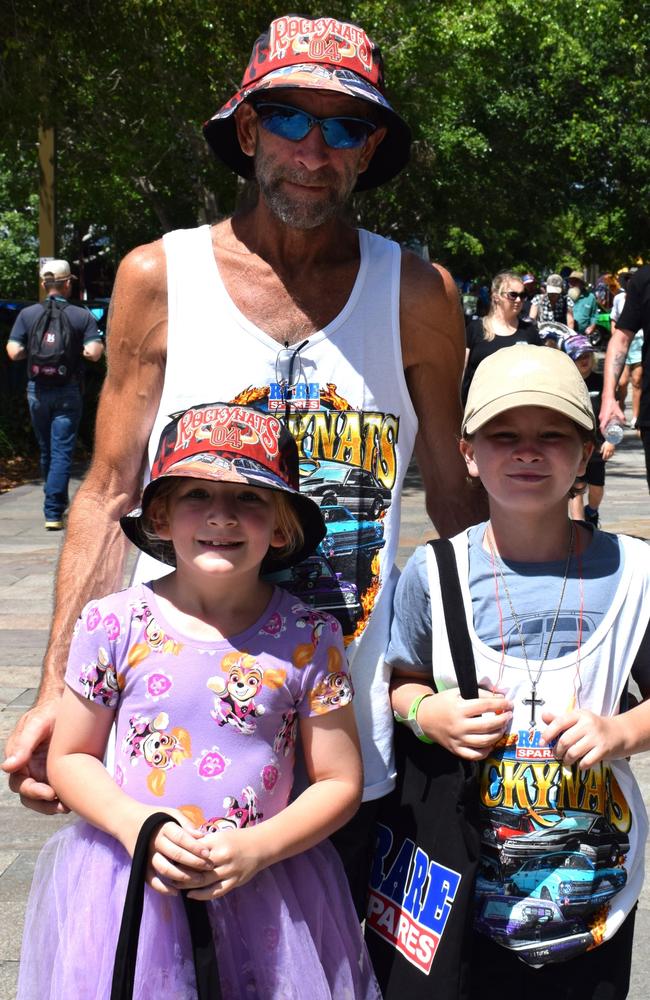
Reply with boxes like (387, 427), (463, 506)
(26, 384), (52, 484)
(583, 459), (605, 526)
(44, 385), (82, 522)
(471, 906), (635, 1000)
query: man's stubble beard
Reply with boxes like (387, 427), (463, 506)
(254, 147), (359, 230)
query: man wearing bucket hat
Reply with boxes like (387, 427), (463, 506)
(566, 270), (599, 337)
(3, 13), (481, 903)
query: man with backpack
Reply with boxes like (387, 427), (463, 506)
(6, 259), (104, 530)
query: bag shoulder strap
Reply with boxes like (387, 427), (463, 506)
(111, 812), (221, 1000)
(427, 538), (478, 701)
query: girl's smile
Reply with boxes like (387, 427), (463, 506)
(155, 481), (286, 580)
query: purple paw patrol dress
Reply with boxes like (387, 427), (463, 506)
(17, 584), (380, 999)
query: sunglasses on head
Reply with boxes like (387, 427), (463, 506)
(253, 102), (377, 150)
(502, 290), (525, 301)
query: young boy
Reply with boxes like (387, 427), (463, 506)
(564, 334), (615, 527)
(389, 345), (650, 999)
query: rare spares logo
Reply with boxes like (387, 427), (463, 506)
(367, 825), (462, 974)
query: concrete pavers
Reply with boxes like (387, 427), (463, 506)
(1, 426), (648, 996)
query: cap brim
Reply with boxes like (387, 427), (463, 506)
(203, 64), (411, 191)
(463, 392), (595, 435)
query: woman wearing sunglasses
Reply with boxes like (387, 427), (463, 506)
(461, 270), (541, 403)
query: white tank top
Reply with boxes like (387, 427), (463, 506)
(134, 224), (418, 799)
(426, 530), (649, 953)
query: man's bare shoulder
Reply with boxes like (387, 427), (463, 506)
(399, 249), (464, 365)
(115, 238), (166, 300)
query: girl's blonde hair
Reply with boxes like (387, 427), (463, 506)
(142, 478), (305, 568)
(482, 270), (524, 342)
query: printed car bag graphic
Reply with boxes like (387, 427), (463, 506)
(475, 725), (632, 961)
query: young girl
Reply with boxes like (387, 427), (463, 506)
(388, 346), (650, 999)
(17, 402), (380, 1000)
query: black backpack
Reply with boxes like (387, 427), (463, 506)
(27, 298), (82, 384)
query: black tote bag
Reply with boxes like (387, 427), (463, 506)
(365, 539), (481, 999)
(110, 812), (221, 1000)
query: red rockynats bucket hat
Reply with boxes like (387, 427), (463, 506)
(203, 14), (411, 191)
(120, 402), (326, 571)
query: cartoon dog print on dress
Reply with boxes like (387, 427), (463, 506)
(291, 606), (342, 671)
(79, 647), (121, 708)
(309, 672), (354, 715)
(201, 786), (263, 833)
(122, 711), (191, 796)
(273, 710), (298, 757)
(207, 652), (267, 734)
(127, 601), (183, 668)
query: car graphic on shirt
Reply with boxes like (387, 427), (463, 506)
(501, 811), (630, 869)
(482, 613), (598, 660)
(318, 505), (385, 560)
(506, 851), (626, 912)
(301, 461), (391, 520)
(475, 894), (594, 962)
(266, 554), (361, 633)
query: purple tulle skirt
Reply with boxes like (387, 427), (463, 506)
(17, 821), (380, 999)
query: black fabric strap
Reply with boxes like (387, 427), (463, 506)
(110, 812), (221, 1000)
(428, 538), (479, 700)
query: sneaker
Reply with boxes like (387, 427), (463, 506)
(629, 417), (637, 429)
(584, 509), (600, 528)
(44, 520), (64, 531)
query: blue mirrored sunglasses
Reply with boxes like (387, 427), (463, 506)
(254, 102), (376, 150)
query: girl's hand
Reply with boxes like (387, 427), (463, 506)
(540, 709), (622, 769)
(417, 688), (513, 760)
(185, 827), (265, 900)
(146, 810), (214, 896)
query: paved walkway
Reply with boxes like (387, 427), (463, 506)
(1, 426), (649, 998)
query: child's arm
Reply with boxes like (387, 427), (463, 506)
(541, 697), (650, 770)
(391, 673), (512, 759)
(185, 703), (362, 900)
(48, 687), (212, 893)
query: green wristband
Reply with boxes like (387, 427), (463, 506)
(394, 692), (434, 744)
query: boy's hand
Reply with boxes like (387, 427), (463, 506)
(185, 827), (265, 900)
(417, 688), (513, 760)
(540, 709), (622, 769)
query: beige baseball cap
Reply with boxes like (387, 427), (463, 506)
(462, 345), (596, 435)
(39, 259), (74, 281)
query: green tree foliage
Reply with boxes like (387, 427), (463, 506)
(1, 0), (648, 291)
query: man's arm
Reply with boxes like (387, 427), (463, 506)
(2, 240), (168, 810)
(6, 339), (26, 361)
(400, 251), (487, 536)
(599, 325), (635, 434)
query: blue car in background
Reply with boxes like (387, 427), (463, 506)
(506, 852), (626, 912)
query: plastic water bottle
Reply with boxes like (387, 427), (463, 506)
(604, 421), (624, 445)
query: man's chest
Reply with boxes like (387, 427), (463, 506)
(214, 251), (361, 344)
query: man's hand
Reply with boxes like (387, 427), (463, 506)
(417, 688), (513, 760)
(2, 697), (68, 814)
